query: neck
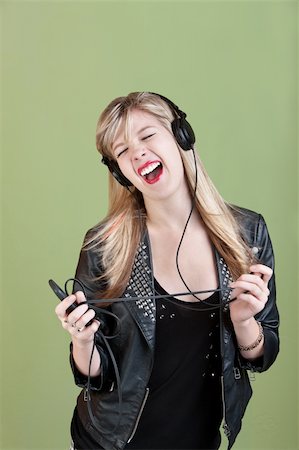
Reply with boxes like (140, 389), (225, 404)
(144, 189), (202, 233)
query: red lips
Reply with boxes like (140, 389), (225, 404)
(138, 160), (163, 184)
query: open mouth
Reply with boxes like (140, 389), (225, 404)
(138, 161), (163, 184)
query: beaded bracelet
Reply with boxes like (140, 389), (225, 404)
(238, 321), (264, 352)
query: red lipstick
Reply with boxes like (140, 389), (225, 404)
(138, 160), (163, 184)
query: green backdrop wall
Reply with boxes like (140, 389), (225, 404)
(1, 1), (298, 449)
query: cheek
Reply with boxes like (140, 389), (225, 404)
(171, 153), (185, 176)
(117, 159), (130, 176)
(118, 160), (138, 184)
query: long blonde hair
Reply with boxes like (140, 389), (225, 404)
(86, 92), (252, 298)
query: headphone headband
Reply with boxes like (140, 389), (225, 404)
(149, 92), (186, 117)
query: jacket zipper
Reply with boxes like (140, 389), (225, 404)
(127, 387), (150, 443)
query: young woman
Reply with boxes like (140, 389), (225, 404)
(55, 92), (279, 450)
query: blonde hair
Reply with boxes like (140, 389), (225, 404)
(86, 92), (252, 298)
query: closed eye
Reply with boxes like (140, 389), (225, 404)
(116, 148), (128, 158)
(141, 133), (155, 141)
(116, 133), (155, 158)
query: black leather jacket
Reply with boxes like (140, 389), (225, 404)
(70, 206), (279, 450)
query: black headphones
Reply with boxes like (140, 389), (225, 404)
(101, 93), (196, 188)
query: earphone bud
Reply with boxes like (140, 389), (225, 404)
(101, 92), (196, 188)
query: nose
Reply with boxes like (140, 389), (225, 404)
(131, 142), (147, 161)
(133, 150), (146, 161)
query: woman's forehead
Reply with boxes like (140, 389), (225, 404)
(112, 110), (161, 147)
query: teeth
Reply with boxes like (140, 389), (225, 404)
(140, 162), (161, 177)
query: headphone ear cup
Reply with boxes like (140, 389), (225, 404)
(149, 92), (195, 151)
(102, 157), (133, 187)
(171, 117), (196, 151)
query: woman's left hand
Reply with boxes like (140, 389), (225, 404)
(229, 264), (273, 324)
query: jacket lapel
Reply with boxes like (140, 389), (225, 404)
(123, 232), (156, 352)
(214, 250), (233, 306)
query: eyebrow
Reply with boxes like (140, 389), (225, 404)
(113, 126), (155, 152)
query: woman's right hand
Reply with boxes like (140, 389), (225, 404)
(55, 290), (100, 345)
(55, 291), (102, 377)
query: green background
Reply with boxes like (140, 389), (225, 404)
(1, 1), (298, 449)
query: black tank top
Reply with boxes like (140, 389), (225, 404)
(126, 281), (223, 449)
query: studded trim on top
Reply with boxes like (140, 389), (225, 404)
(219, 257), (233, 305)
(124, 240), (156, 323)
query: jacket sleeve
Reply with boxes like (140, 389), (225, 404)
(69, 232), (114, 391)
(240, 214), (280, 372)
